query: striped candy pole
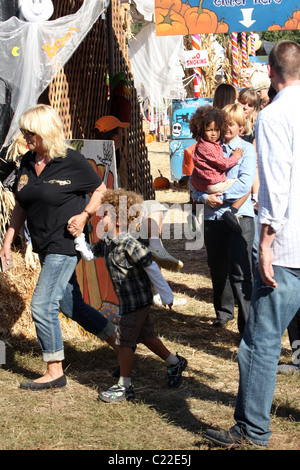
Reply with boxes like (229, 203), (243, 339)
(250, 32), (256, 56)
(192, 33), (202, 97)
(242, 32), (248, 87)
(231, 32), (238, 88)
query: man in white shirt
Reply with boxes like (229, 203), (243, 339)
(204, 40), (300, 448)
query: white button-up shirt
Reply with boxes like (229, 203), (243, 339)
(255, 85), (300, 268)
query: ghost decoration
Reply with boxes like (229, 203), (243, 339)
(0, 0), (107, 150)
(19, 0), (54, 22)
(133, 0), (155, 22)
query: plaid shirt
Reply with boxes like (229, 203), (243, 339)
(191, 138), (239, 192)
(92, 233), (153, 314)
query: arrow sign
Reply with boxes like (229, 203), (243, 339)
(239, 9), (256, 29)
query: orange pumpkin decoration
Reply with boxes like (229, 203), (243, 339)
(153, 170), (170, 189)
(145, 134), (153, 143)
(155, 0), (182, 13)
(215, 18), (229, 33)
(268, 22), (282, 31)
(179, 2), (190, 16)
(155, 4), (188, 36)
(184, 0), (218, 34)
(283, 15), (298, 30)
(293, 7), (300, 21)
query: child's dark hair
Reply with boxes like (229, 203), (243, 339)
(189, 105), (227, 141)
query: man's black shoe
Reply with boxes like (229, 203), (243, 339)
(204, 427), (263, 449)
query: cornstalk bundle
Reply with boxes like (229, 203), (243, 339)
(0, 184), (15, 246)
(185, 34), (254, 99)
(198, 34), (219, 97)
(216, 34), (253, 91)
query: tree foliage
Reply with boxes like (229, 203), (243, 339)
(261, 30), (300, 45)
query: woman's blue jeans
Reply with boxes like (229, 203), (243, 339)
(31, 253), (113, 362)
(233, 265), (300, 446)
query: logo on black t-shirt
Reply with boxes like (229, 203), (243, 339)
(44, 179), (71, 186)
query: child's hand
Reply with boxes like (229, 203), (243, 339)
(232, 147), (243, 159)
(67, 213), (87, 238)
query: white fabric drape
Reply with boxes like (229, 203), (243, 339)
(129, 22), (186, 108)
(0, 0), (106, 149)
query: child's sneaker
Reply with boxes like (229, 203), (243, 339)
(167, 354), (187, 387)
(148, 244), (183, 272)
(98, 383), (135, 403)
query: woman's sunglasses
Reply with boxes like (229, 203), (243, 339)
(20, 128), (35, 137)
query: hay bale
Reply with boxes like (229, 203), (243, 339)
(0, 249), (37, 340)
(0, 249), (85, 342)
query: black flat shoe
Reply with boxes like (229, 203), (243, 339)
(20, 374), (67, 391)
(213, 318), (233, 328)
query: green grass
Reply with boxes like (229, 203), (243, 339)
(1, 249), (299, 451)
(1, 164), (299, 450)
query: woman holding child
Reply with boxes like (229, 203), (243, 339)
(191, 103), (256, 334)
(0, 104), (118, 390)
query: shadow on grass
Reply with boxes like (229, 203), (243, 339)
(3, 331), (300, 448)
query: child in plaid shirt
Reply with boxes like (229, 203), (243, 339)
(75, 189), (187, 403)
(189, 105), (249, 233)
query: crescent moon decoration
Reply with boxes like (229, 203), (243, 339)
(11, 47), (20, 57)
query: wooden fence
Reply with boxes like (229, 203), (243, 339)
(48, 0), (154, 199)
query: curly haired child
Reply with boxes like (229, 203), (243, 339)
(189, 105), (247, 233)
(74, 188), (187, 403)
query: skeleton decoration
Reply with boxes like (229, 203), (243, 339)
(172, 122), (182, 138)
(97, 141), (114, 187)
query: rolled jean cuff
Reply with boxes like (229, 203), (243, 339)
(43, 349), (65, 363)
(97, 320), (116, 341)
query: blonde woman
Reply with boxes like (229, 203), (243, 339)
(193, 103), (256, 334)
(0, 104), (118, 390)
(238, 87), (260, 144)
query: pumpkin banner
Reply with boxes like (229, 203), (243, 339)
(155, 0), (300, 35)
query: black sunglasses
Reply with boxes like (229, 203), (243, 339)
(20, 128), (35, 137)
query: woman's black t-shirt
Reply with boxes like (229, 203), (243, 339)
(16, 148), (101, 255)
